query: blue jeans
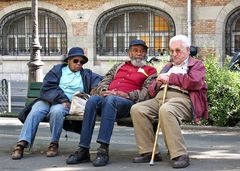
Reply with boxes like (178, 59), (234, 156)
(79, 95), (134, 148)
(18, 100), (69, 145)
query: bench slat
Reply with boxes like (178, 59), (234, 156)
(65, 115), (84, 121)
(29, 82), (42, 90)
(27, 90), (40, 98)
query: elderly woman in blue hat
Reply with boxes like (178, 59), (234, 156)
(11, 47), (103, 160)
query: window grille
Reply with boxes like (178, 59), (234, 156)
(96, 6), (175, 58)
(0, 9), (67, 56)
(226, 9), (240, 56)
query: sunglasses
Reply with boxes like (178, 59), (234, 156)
(72, 59), (85, 65)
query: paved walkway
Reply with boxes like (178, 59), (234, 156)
(0, 117), (240, 171)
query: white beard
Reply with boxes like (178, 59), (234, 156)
(131, 58), (146, 67)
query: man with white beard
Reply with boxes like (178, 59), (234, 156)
(66, 40), (157, 167)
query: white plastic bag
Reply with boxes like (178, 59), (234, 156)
(69, 91), (90, 115)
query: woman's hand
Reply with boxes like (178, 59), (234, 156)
(62, 102), (71, 109)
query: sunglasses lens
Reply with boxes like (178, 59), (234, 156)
(80, 61), (85, 64)
(73, 59), (79, 63)
(73, 59), (85, 64)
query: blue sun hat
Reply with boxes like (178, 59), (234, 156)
(64, 47), (88, 63)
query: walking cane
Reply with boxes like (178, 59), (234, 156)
(149, 84), (168, 166)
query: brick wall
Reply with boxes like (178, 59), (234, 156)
(43, 0), (110, 10)
(162, 0), (187, 7)
(192, 0), (230, 6)
(161, 0), (230, 7)
(0, 0), (231, 10)
(0, 0), (235, 60)
(0, 0), (110, 10)
(192, 20), (216, 34)
(0, 0), (25, 10)
(198, 47), (216, 58)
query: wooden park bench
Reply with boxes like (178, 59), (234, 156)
(25, 82), (134, 134)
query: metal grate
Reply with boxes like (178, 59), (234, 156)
(225, 9), (240, 56)
(0, 9), (67, 56)
(0, 79), (10, 114)
(96, 5), (175, 57)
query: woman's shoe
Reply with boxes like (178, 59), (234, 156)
(46, 142), (59, 157)
(11, 144), (24, 160)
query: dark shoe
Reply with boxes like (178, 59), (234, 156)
(133, 152), (162, 163)
(172, 154), (190, 168)
(46, 142), (59, 157)
(92, 147), (109, 167)
(66, 147), (90, 164)
(11, 141), (28, 160)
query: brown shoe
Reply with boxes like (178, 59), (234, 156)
(133, 152), (162, 163)
(11, 141), (28, 160)
(11, 144), (24, 160)
(172, 154), (190, 168)
(46, 142), (59, 157)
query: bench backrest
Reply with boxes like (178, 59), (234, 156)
(26, 82), (42, 106)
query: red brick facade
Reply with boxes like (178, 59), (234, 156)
(158, 0), (230, 7)
(43, 0), (110, 10)
(0, 0), (231, 10)
(192, 20), (216, 34)
(192, 0), (230, 6)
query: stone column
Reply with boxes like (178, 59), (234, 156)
(28, 0), (44, 83)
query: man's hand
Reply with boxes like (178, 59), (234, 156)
(62, 102), (70, 109)
(114, 90), (129, 99)
(156, 73), (169, 84)
(102, 90), (129, 99)
(155, 78), (163, 88)
(101, 90), (115, 96)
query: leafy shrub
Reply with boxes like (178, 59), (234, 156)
(205, 56), (240, 126)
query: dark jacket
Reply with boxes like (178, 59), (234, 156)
(18, 64), (103, 123)
(148, 57), (208, 124)
(40, 64), (103, 104)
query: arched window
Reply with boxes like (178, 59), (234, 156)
(96, 6), (175, 58)
(0, 9), (67, 56)
(225, 9), (240, 55)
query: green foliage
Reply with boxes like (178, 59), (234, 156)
(148, 56), (169, 73)
(205, 56), (240, 126)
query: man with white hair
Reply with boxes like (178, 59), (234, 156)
(130, 35), (208, 168)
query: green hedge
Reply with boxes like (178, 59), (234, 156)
(205, 56), (240, 126)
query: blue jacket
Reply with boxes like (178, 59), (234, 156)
(40, 64), (103, 104)
(18, 64), (103, 124)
